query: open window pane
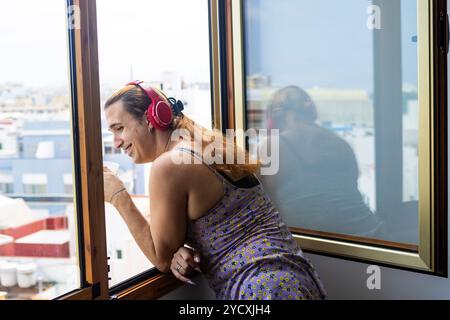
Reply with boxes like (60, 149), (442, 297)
(244, 0), (419, 246)
(97, 0), (212, 287)
(0, 1), (81, 299)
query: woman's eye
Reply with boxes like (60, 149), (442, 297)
(116, 127), (124, 132)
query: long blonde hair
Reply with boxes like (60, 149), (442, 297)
(105, 85), (261, 180)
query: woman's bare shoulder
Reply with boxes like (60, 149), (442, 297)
(150, 148), (206, 187)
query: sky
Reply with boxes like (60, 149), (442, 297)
(0, 1), (70, 87)
(245, 0), (418, 93)
(96, 0), (211, 87)
(0, 0), (211, 88)
(0, 0), (418, 92)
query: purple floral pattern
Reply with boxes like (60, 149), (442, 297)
(177, 148), (327, 300)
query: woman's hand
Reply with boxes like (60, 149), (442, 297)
(103, 166), (127, 204)
(171, 246), (201, 285)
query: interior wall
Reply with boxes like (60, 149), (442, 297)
(159, 273), (215, 300)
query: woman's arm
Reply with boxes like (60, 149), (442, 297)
(111, 190), (172, 272)
(106, 153), (188, 273)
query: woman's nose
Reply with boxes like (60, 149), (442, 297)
(114, 135), (123, 149)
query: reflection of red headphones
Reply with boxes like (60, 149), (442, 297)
(266, 104), (283, 130)
(127, 80), (184, 131)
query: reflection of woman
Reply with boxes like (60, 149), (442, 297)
(264, 86), (384, 237)
(102, 82), (327, 300)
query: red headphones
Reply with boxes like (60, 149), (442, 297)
(127, 80), (184, 131)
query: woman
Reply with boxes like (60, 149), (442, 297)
(103, 82), (327, 300)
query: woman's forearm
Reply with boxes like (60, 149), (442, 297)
(110, 191), (168, 272)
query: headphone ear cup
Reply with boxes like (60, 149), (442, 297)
(167, 98), (184, 116)
(174, 100), (184, 116)
(148, 100), (173, 131)
(130, 82), (175, 130)
(176, 100), (184, 112)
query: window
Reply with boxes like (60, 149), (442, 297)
(104, 140), (121, 155)
(35, 141), (55, 159)
(226, 0), (447, 274)
(0, 183), (13, 194)
(0, 0), (81, 299)
(23, 184), (47, 195)
(244, 0), (419, 241)
(22, 174), (48, 194)
(96, 0), (213, 287)
(0, 173), (14, 194)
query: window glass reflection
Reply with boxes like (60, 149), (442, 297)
(245, 0), (418, 245)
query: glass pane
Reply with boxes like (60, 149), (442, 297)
(97, 0), (212, 286)
(244, 0), (419, 246)
(0, 1), (81, 299)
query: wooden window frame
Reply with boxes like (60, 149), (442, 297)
(225, 0), (448, 276)
(58, 0), (219, 300)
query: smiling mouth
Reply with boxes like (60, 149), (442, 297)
(124, 144), (132, 155)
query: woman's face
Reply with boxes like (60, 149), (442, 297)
(105, 100), (155, 164)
